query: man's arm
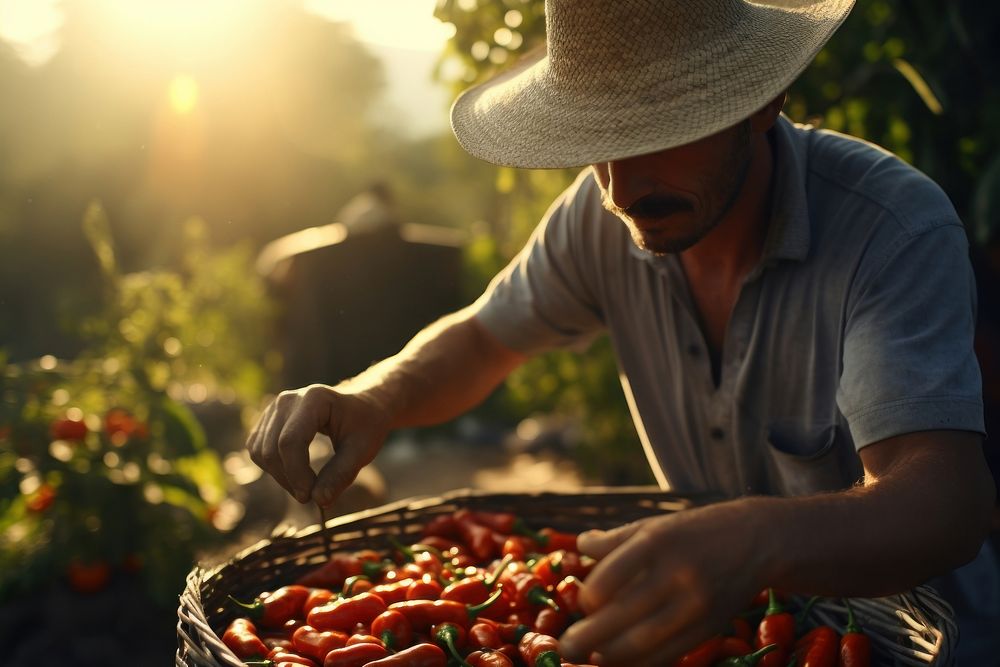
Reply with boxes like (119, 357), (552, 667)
(558, 430), (995, 666)
(246, 305), (526, 506)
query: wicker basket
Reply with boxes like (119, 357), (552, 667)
(176, 487), (957, 667)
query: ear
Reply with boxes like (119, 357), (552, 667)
(749, 92), (787, 134)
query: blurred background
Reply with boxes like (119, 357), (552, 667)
(0, 0), (998, 664)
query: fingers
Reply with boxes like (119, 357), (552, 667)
(312, 431), (378, 507)
(277, 408), (321, 503)
(559, 564), (667, 660)
(246, 387), (329, 503)
(578, 528), (654, 611)
(577, 520), (644, 559)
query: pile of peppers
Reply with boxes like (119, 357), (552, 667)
(219, 509), (871, 667)
(673, 590), (872, 667)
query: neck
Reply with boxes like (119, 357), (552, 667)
(681, 131), (774, 283)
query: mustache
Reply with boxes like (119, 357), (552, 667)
(603, 192), (694, 219)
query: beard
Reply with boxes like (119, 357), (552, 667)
(601, 121), (754, 255)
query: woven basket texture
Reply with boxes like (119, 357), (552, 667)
(176, 487), (956, 667)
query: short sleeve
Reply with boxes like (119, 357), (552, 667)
(473, 172), (606, 354)
(837, 222), (985, 448)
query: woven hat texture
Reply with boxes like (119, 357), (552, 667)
(450, 0), (855, 168)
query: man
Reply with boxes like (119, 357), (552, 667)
(247, 0), (998, 663)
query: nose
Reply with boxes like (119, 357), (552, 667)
(600, 157), (653, 211)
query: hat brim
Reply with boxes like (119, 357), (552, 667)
(450, 1), (854, 169)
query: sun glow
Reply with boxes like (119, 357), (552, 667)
(168, 75), (200, 115)
(304, 0), (455, 52)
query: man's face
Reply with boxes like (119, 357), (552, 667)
(592, 121), (753, 255)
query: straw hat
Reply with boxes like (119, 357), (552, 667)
(450, 0), (855, 169)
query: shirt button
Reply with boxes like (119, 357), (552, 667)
(710, 427), (725, 440)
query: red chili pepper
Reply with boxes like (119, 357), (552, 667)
(291, 625), (349, 663)
(389, 585), (504, 630)
(719, 636), (754, 658)
(370, 609), (413, 651)
(455, 510), (501, 561)
(308, 592), (388, 632)
(229, 585), (311, 628)
(222, 618), (269, 660)
(262, 637), (296, 653)
(533, 608), (569, 636)
(346, 634), (383, 646)
(495, 621), (531, 645)
(442, 576), (491, 605)
(370, 578), (416, 604)
(408, 573), (445, 600)
(537, 528), (577, 553)
(341, 575), (374, 597)
(554, 577), (584, 618)
(794, 626), (838, 667)
(419, 535), (465, 554)
(502, 536), (538, 561)
(304, 589), (336, 615)
(755, 590), (795, 667)
(532, 552), (564, 588)
(467, 649), (515, 667)
(670, 635), (723, 667)
(321, 642), (389, 667)
(468, 621), (504, 650)
(518, 631), (562, 667)
(422, 514), (461, 539)
(297, 551), (384, 589)
(266, 651), (316, 666)
(512, 573), (560, 612)
(364, 642), (447, 667)
(838, 599), (870, 667)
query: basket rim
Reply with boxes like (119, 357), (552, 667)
(176, 487), (955, 667)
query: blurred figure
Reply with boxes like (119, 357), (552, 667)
(257, 183), (466, 391)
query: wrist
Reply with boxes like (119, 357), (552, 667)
(741, 496), (790, 590)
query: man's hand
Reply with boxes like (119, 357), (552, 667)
(245, 385), (391, 506)
(558, 502), (767, 666)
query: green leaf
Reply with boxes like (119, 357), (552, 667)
(158, 397), (206, 456)
(892, 58), (943, 115)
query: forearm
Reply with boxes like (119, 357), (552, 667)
(335, 305), (527, 428)
(748, 432), (995, 597)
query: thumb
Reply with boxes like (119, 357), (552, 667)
(577, 520), (644, 559)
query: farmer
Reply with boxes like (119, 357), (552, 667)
(247, 0), (998, 663)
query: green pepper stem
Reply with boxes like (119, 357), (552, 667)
(380, 629), (396, 651)
(485, 554), (514, 588)
(765, 588), (784, 617)
(535, 649), (561, 667)
(843, 597), (862, 634)
(387, 535), (414, 562)
(794, 595), (820, 627)
(467, 583), (505, 617)
(342, 574), (370, 597)
(718, 643), (778, 666)
(513, 518), (545, 544)
(434, 624), (472, 667)
(528, 586), (561, 612)
(226, 595), (262, 620)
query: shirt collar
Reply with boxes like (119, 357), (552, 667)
(626, 114), (812, 268)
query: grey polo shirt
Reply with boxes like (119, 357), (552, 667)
(473, 115), (985, 499)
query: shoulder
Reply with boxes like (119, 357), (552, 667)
(796, 123), (959, 238)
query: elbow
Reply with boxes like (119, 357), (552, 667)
(946, 466), (996, 569)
